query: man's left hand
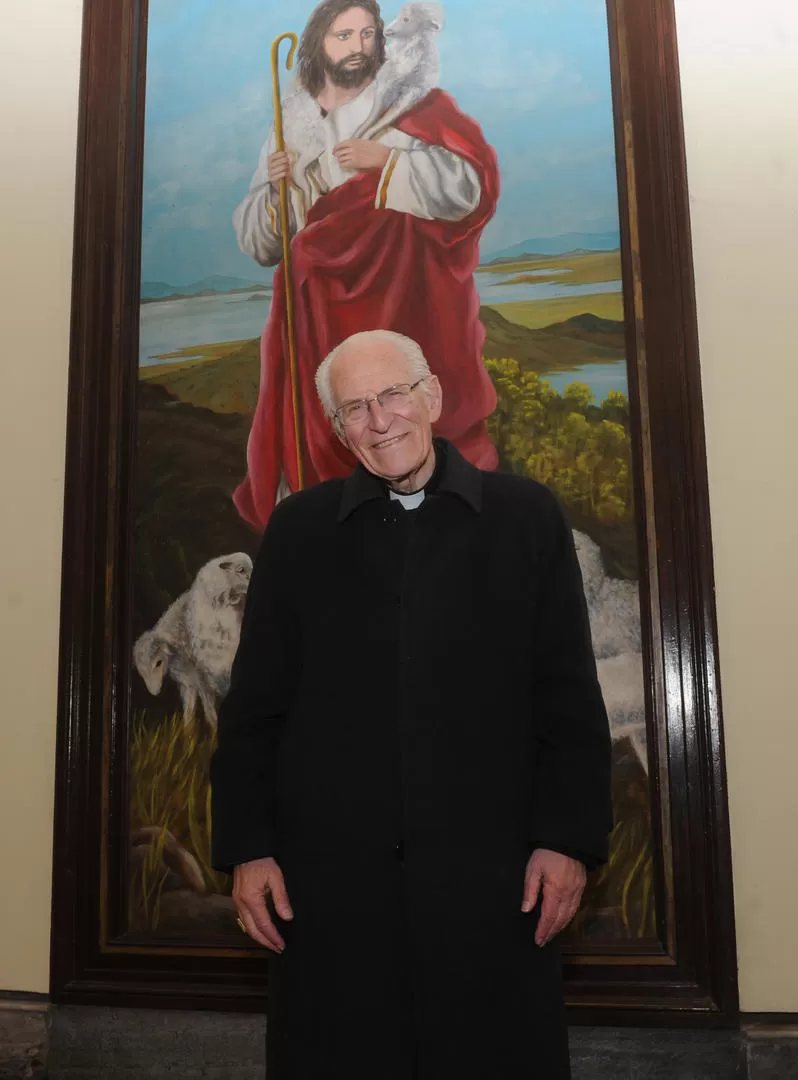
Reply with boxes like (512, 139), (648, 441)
(521, 848), (587, 947)
(333, 139), (391, 172)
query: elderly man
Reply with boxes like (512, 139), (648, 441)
(211, 329), (612, 1080)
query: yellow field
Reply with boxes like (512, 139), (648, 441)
(478, 249), (622, 287)
(488, 291), (625, 329)
(139, 339), (254, 379)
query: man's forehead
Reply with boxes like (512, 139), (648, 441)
(332, 344), (410, 392)
(329, 6), (376, 32)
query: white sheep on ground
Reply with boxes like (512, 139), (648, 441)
(380, 2), (444, 100)
(595, 651), (649, 774)
(133, 553), (253, 733)
(573, 530), (642, 659)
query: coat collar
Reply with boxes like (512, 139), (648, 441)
(337, 437), (483, 523)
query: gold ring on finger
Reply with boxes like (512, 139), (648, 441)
(236, 916), (248, 934)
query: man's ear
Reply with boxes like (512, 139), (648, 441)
(426, 374), (443, 424)
(334, 423), (349, 448)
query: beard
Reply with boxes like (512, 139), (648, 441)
(323, 50), (379, 89)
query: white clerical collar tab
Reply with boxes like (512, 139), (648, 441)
(389, 488), (425, 510)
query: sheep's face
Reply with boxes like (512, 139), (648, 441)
(200, 552), (253, 608)
(386, 2), (443, 38)
(133, 630), (170, 695)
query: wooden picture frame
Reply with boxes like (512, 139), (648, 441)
(51, 0), (739, 1022)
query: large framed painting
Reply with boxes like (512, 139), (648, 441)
(52, 0), (738, 1021)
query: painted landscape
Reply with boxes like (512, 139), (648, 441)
(129, 241), (653, 945)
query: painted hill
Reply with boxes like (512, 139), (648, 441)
(141, 275), (272, 302)
(484, 230), (621, 263)
(140, 308), (626, 417)
(479, 307), (624, 371)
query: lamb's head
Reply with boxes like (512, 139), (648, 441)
(386, 2), (444, 40)
(194, 552), (253, 609)
(133, 629), (170, 696)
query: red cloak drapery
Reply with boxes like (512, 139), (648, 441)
(234, 89), (500, 531)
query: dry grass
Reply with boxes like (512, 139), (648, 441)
(128, 711), (230, 931)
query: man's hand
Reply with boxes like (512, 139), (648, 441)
(333, 139), (391, 172)
(521, 849), (586, 947)
(234, 856), (293, 953)
(268, 150), (292, 185)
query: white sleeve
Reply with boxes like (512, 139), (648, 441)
(375, 141), (482, 222)
(233, 131), (297, 268)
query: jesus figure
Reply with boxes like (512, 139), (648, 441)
(233, 0), (500, 529)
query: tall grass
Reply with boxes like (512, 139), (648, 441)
(128, 711), (230, 931)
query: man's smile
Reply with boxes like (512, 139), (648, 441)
(371, 433), (408, 450)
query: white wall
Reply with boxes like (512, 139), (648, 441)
(0, 0), (83, 992)
(674, 0), (798, 1011)
(0, 0), (796, 1011)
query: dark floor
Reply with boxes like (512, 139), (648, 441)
(2, 1002), (798, 1079)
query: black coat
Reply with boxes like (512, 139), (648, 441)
(211, 439), (612, 1080)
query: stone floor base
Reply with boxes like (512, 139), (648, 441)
(2, 999), (797, 1079)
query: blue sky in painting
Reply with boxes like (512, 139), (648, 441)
(141, 0), (620, 285)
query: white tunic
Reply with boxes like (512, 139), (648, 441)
(234, 80), (482, 268)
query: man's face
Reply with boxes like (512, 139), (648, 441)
(323, 7), (379, 87)
(330, 339), (442, 484)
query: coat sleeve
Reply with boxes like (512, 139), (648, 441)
(210, 504), (301, 871)
(527, 491), (614, 868)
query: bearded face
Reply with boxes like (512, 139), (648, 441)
(323, 49), (380, 88)
(297, 1), (386, 97)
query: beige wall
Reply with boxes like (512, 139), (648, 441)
(0, 0), (796, 1011)
(674, 0), (798, 1011)
(0, 0), (83, 992)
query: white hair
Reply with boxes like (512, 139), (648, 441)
(315, 330), (433, 422)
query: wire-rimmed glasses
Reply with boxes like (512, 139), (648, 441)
(333, 378), (426, 429)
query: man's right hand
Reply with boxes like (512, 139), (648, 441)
(268, 150), (292, 185)
(233, 856), (293, 953)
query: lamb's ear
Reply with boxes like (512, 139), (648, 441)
(427, 2), (444, 30)
(133, 632), (170, 695)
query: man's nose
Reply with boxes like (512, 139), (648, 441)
(367, 400), (393, 432)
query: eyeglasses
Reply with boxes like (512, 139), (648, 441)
(333, 378), (426, 428)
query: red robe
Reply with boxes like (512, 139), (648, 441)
(234, 89), (500, 531)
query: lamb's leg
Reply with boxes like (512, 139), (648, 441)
(179, 683), (198, 729)
(198, 685), (218, 734)
(630, 728), (649, 776)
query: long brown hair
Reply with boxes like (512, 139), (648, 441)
(297, 0), (386, 97)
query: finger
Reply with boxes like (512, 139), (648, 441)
(269, 869), (294, 921)
(545, 899), (580, 944)
(237, 903), (278, 951)
(521, 866), (542, 913)
(534, 886), (564, 947)
(240, 894), (285, 952)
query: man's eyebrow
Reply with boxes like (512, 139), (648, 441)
(330, 22), (376, 33)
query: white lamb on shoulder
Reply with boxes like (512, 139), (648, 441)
(380, 2), (444, 101)
(133, 553), (253, 733)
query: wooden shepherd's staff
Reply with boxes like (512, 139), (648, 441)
(271, 32), (305, 491)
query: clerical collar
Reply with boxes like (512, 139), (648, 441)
(337, 437), (483, 522)
(389, 487), (425, 510)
